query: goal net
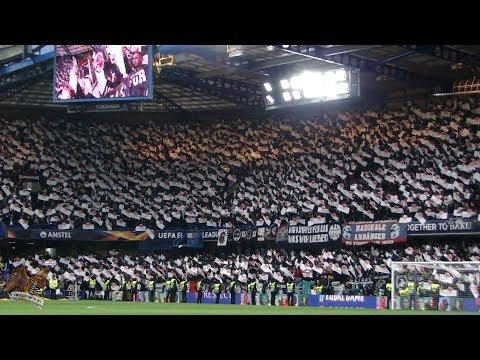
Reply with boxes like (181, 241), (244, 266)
(391, 261), (480, 312)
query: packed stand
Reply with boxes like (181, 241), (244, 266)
(0, 97), (479, 232)
(1, 240), (479, 300)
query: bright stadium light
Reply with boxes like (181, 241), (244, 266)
(289, 75), (302, 89)
(280, 79), (290, 90)
(302, 71), (325, 99)
(335, 81), (349, 95)
(335, 68), (347, 81)
(227, 45), (243, 58)
(291, 90), (302, 100)
(282, 91), (292, 102)
(325, 85), (339, 98)
(264, 67), (351, 109)
(324, 71), (337, 89)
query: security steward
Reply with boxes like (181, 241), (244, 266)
(49, 274), (58, 300)
(286, 278), (295, 306)
(229, 278), (237, 304)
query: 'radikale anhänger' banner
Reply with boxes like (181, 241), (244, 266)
(342, 221), (407, 245)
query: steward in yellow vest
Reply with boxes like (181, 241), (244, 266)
(286, 280), (295, 306)
(148, 278), (156, 303)
(268, 280), (277, 306)
(88, 276), (97, 300)
(213, 282), (221, 304)
(49, 275), (58, 300)
(179, 279), (187, 303)
(196, 278), (203, 304)
(103, 278), (111, 301)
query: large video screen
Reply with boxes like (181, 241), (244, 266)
(53, 45), (153, 102)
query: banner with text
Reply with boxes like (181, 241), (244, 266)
(141, 229), (226, 250)
(232, 228), (258, 242)
(309, 294), (381, 309)
(342, 221), (407, 245)
(406, 219), (480, 235)
(7, 229), (149, 241)
(156, 229), (221, 242)
(186, 292), (241, 304)
(288, 223), (342, 244)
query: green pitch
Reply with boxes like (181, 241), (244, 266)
(0, 299), (479, 315)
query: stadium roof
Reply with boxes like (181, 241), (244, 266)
(1, 44), (479, 112)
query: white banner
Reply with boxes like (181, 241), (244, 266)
(216, 229), (227, 246)
(8, 291), (45, 310)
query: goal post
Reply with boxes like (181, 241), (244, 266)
(390, 261), (480, 312)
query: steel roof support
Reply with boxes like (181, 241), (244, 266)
(0, 67), (52, 102)
(272, 45), (438, 84)
(153, 91), (186, 112)
(0, 51), (54, 76)
(400, 45), (476, 65)
(376, 49), (417, 64)
(158, 66), (265, 109)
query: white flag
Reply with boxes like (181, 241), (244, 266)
(216, 229), (227, 246)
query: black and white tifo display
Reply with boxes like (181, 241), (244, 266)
(390, 261), (480, 312)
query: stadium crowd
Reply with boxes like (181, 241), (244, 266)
(1, 240), (479, 300)
(0, 96), (479, 232)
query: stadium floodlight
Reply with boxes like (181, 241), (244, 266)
(323, 71), (337, 89)
(335, 81), (349, 95)
(227, 45), (243, 58)
(264, 67), (351, 109)
(324, 86), (339, 98)
(335, 68), (347, 81)
(280, 79), (290, 90)
(302, 71), (325, 99)
(266, 95), (275, 104)
(291, 90), (302, 100)
(263, 82), (273, 92)
(289, 75), (302, 90)
(282, 92), (292, 102)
